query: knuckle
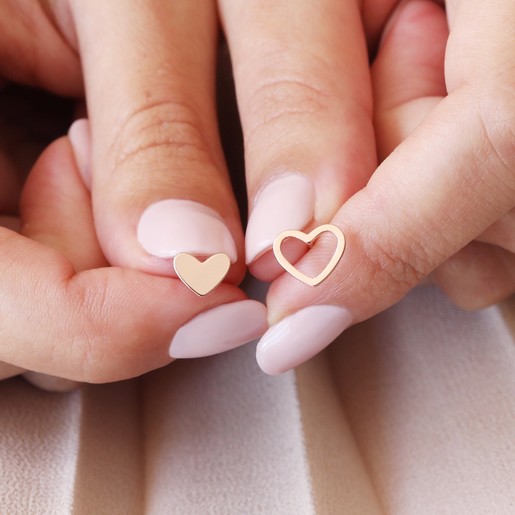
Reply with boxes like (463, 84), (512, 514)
(66, 278), (112, 383)
(107, 99), (214, 174)
(359, 187), (442, 298)
(361, 222), (434, 300)
(66, 275), (156, 384)
(244, 74), (332, 144)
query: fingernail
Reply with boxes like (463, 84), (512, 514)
(169, 300), (268, 358)
(68, 118), (91, 189)
(256, 305), (352, 375)
(245, 174), (315, 264)
(137, 199), (238, 262)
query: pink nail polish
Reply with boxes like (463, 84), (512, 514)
(256, 305), (352, 375)
(169, 300), (268, 358)
(137, 199), (238, 262)
(68, 119), (91, 189)
(245, 174), (314, 264)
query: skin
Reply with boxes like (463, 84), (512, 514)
(0, 0), (513, 382)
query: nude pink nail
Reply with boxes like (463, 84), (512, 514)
(137, 199), (238, 262)
(169, 300), (268, 358)
(256, 305), (352, 375)
(68, 119), (91, 189)
(245, 173), (314, 264)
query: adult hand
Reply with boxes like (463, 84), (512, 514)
(254, 0), (514, 374)
(0, 1), (273, 382)
(2, 0), (379, 381)
(0, 134), (266, 382)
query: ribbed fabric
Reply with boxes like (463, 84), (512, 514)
(0, 286), (513, 514)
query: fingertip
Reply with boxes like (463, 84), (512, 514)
(169, 299), (268, 359)
(256, 305), (352, 375)
(374, 0), (448, 112)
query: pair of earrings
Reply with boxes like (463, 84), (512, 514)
(173, 224), (345, 296)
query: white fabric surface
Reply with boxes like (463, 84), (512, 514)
(0, 286), (514, 514)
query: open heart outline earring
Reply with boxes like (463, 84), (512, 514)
(173, 253), (231, 296)
(272, 224), (345, 286)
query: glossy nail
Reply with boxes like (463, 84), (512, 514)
(68, 119), (92, 189)
(245, 174), (314, 264)
(169, 300), (268, 358)
(137, 199), (237, 262)
(256, 305), (352, 375)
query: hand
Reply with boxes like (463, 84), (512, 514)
(2, 0), (377, 380)
(0, 132), (268, 383)
(0, 1), (274, 382)
(254, 0), (514, 374)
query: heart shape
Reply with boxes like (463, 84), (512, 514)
(273, 224), (346, 286)
(173, 253), (231, 296)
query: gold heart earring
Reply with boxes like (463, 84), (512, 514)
(173, 253), (230, 296)
(272, 224), (345, 286)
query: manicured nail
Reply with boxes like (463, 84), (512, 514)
(256, 305), (352, 375)
(68, 118), (91, 189)
(245, 174), (314, 264)
(169, 300), (268, 358)
(137, 199), (238, 262)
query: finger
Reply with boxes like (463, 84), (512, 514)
(432, 242), (515, 310)
(373, 0), (515, 310)
(1, 138), (267, 382)
(20, 134), (104, 390)
(477, 209), (515, 253)
(68, 1), (244, 283)
(0, 215), (80, 389)
(373, 0), (448, 160)
(256, 0), (515, 374)
(218, 0), (376, 279)
(21, 135), (106, 272)
(0, 2), (82, 95)
(0, 217), (24, 380)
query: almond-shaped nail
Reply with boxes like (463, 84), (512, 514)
(170, 300), (268, 358)
(245, 174), (314, 264)
(137, 199), (238, 262)
(256, 305), (352, 375)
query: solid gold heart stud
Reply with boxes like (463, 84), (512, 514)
(173, 253), (231, 296)
(273, 224), (345, 286)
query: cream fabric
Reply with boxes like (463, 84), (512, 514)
(0, 286), (514, 514)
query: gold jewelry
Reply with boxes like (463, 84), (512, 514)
(273, 224), (345, 286)
(173, 253), (230, 296)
